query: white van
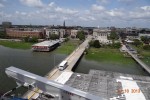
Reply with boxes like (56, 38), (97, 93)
(58, 60), (68, 70)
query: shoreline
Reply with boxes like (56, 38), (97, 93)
(0, 40), (33, 50)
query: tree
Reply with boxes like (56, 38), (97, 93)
(93, 40), (101, 48)
(76, 31), (85, 40)
(29, 37), (38, 43)
(24, 36), (30, 42)
(108, 32), (119, 44)
(112, 42), (121, 48)
(24, 36), (38, 43)
(63, 34), (69, 38)
(89, 40), (94, 47)
(143, 45), (150, 50)
(0, 31), (6, 38)
(64, 38), (69, 42)
(141, 36), (150, 44)
(133, 39), (141, 47)
(49, 34), (59, 40)
(109, 32), (119, 40)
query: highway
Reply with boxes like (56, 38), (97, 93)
(22, 36), (91, 99)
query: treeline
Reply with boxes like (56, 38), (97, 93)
(89, 40), (121, 49)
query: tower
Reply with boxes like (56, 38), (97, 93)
(63, 20), (65, 28)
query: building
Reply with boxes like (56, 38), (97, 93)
(59, 29), (66, 38)
(6, 67), (150, 100)
(139, 29), (150, 38)
(45, 28), (66, 39)
(6, 28), (44, 38)
(125, 27), (139, 40)
(93, 28), (112, 44)
(70, 29), (79, 38)
(2, 21), (12, 28)
(32, 40), (60, 52)
(46, 28), (59, 38)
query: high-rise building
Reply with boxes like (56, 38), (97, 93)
(2, 21), (12, 28)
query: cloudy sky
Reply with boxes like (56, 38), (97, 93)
(0, 0), (150, 27)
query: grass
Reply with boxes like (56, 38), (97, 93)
(130, 44), (150, 66)
(85, 48), (135, 65)
(0, 40), (33, 49)
(55, 40), (81, 54)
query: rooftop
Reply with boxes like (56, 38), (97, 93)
(65, 70), (150, 100)
(32, 40), (59, 47)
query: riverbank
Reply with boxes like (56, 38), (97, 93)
(55, 40), (81, 54)
(85, 47), (136, 65)
(0, 40), (33, 49)
(130, 45), (150, 66)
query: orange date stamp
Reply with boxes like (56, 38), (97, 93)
(116, 89), (141, 94)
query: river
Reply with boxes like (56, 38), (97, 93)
(0, 46), (149, 96)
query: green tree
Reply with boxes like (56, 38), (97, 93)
(133, 39), (141, 47)
(24, 36), (38, 43)
(143, 45), (150, 50)
(93, 40), (101, 48)
(89, 40), (94, 47)
(108, 32), (119, 44)
(141, 36), (150, 44)
(64, 38), (69, 42)
(112, 42), (121, 48)
(29, 37), (38, 43)
(49, 34), (59, 40)
(77, 31), (85, 40)
(0, 31), (6, 38)
(63, 34), (69, 38)
(24, 36), (30, 42)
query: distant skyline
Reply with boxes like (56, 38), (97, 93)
(0, 0), (150, 28)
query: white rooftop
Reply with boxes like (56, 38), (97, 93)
(32, 40), (59, 47)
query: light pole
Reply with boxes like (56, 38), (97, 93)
(54, 54), (55, 67)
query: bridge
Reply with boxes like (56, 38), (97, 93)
(23, 36), (92, 99)
(5, 66), (105, 100)
(125, 45), (150, 74)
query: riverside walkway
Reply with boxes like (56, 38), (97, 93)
(125, 45), (150, 74)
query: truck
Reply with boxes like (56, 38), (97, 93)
(58, 60), (68, 70)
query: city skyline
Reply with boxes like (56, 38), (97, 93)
(0, 0), (150, 28)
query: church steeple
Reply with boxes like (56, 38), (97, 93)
(63, 20), (65, 28)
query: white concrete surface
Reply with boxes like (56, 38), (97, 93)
(55, 71), (73, 84)
(117, 76), (146, 100)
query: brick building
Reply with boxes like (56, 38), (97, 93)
(6, 28), (44, 38)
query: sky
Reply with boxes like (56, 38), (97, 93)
(0, 0), (150, 28)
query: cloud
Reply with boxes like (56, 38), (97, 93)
(0, 3), (4, 7)
(79, 16), (96, 21)
(20, 0), (44, 8)
(48, 2), (55, 7)
(118, 0), (134, 2)
(1, 0), (150, 27)
(55, 7), (78, 15)
(141, 6), (150, 11)
(91, 4), (105, 12)
(97, 0), (109, 4)
(106, 9), (124, 17)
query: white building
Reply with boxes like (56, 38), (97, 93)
(46, 29), (59, 38)
(59, 29), (66, 38)
(46, 29), (66, 38)
(71, 29), (79, 38)
(93, 29), (112, 44)
(139, 33), (150, 37)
